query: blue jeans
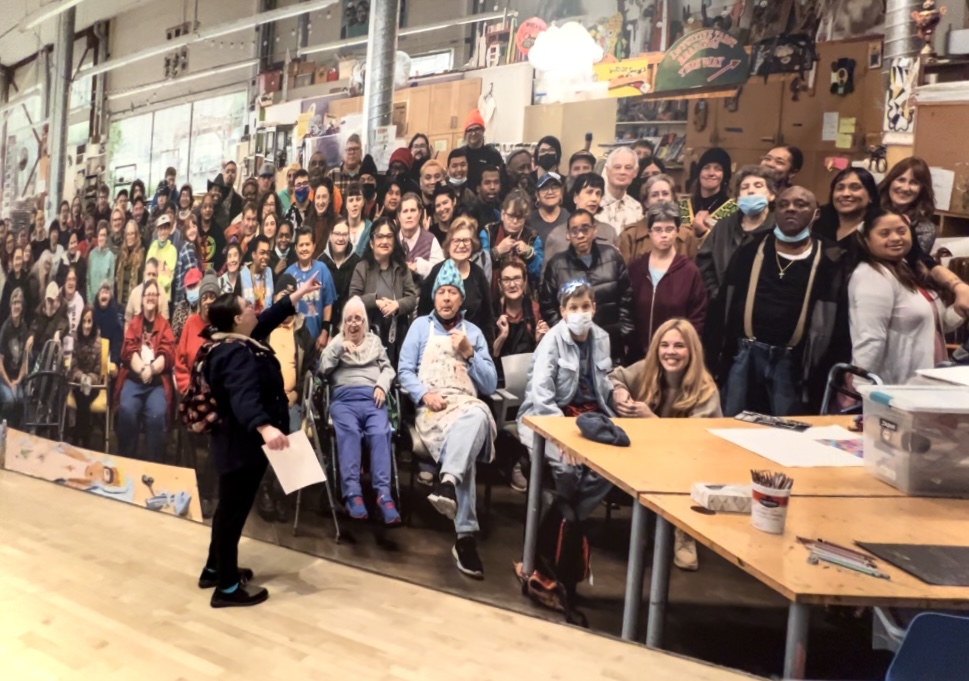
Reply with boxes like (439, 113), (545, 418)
(117, 379), (168, 462)
(722, 338), (804, 417)
(543, 441), (614, 522)
(0, 382), (23, 426)
(330, 386), (393, 499)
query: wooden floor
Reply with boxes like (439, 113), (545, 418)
(0, 471), (759, 681)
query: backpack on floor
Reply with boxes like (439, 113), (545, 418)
(515, 501), (591, 627)
(178, 338), (241, 434)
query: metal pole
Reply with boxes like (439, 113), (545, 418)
(783, 602), (811, 679)
(521, 430), (546, 578)
(361, 0), (400, 154)
(884, 0), (924, 69)
(645, 516), (673, 648)
(620, 502), (648, 640)
(93, 21), (109, 140)
(48, 7), (76, 220)
(297, 0), (310, 50)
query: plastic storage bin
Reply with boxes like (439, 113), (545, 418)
(858, 385), (969, 497)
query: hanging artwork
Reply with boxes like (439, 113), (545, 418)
(341, 0), (370, 39)
(750, 34), (818, 78)
(586, 13), (628, 61)
(654, 28), (750, 93)
(883, 57), (918, 141)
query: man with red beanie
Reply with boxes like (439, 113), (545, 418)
(460, 109), (504, 192)
(387, 148), (419, 194)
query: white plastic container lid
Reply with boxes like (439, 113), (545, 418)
(857, 384), (969, 413)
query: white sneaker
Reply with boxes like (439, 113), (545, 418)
(673, 528), (699, 571)
(509, 461), (527, 493)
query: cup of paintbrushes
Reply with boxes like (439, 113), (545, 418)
(750, 469), (794, 534)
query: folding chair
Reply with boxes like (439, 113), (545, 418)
(886, 613), (969, 681)
(293, 371), (343, 542)
(65, 338), (116, 452)
(819, 363), (883, 416)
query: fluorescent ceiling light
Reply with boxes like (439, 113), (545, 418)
(106, 59), (258, 101)
(299, 8), (512, 57)
(84, 0), (338, 81)
(21, 0), (86, 30)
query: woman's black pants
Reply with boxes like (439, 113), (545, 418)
(205, 461), (267, 589)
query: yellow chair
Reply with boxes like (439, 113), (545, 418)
(66, 338), (117, 452)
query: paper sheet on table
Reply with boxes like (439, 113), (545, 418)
(263, 431), (326, 495)
(917, 366), (969, 387)
(822, 112), (839, 141)
(708, 427), (864, 468)
(930, 167), (955, 212)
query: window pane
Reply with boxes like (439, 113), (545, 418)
(2, 95), (43, 215)
(67, 121), (89, 146)
(107, 113), (153, 193)
(148, 102), (191, 192)
(70, 75), (93, 112)
(189, 91), (246, 192)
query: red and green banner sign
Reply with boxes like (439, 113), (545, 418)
(654, 28), (750, 93)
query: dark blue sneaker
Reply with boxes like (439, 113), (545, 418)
(345, 495), (368, 520)
(377, 495), (401, 525)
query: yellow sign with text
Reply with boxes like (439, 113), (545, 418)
(593, 58), (654, 98)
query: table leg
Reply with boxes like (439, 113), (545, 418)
(620, 501), (648, 640)
(646, 516), (673, 649)
(783, 602), (810, 679)
(521, 432), (546, 581)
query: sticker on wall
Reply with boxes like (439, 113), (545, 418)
(654, 28), (750, 93)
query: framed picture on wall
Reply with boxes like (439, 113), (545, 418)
(868, 41), (882, 70)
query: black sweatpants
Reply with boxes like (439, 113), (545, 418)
(205, 461), (267, 589)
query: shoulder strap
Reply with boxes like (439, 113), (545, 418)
(786, 244), (823, 348)
(743, 239), (767, 340)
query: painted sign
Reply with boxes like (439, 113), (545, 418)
(593, 57), (654, 98)
(654, 28), (750, 93)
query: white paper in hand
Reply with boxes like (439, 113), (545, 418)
(262, 430), (326, 495)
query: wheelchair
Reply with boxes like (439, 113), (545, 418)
(22, 340), (69, 441)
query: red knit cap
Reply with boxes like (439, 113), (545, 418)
(389, 147), (413, 170)
(464, 109), (485, 132)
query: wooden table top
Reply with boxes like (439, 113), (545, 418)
(640, 493), (969, 608)
(521, 415), (901, 498)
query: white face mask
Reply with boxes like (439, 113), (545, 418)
(448, 177), (467, 187)
(565, 311), (593, 336)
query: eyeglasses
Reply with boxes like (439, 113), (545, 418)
(345, 315), (366, 324)
(373, 233), (395, 242)
(650, 225), (677, 234)
(503, 213), (526, 223)
(466, 126), (484, 134)
(144, 294), (159, 300)
(332, 232), (349, 240)
(568, 226), (593, 236)
(539, 184), (562, 194)
(500, 276), (524, 285)
(451, 237), (472, 246)
(294, 181), (310, 189)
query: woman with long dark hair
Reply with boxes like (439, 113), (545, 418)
(197, 274), (320, 607)
(173, 213), (203, 306)
(377, 177), (404, 221)
(815, 166), (880, 250)
(305, 177), (337, 258)
(879, 157), (936, 255)
(682, 147), (733, 241)
(70, 305), (102, 448)
(115, 220), (145, 312)
(258, 190), (282, 225)
(348, 217), (418, 365)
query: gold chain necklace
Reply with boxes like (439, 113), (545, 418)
(775, 249), (805, 279)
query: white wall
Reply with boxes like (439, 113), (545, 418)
(105, 0), (260, 115)
(468, 62), (534, 144)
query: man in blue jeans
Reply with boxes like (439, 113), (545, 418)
(705, 186), (849, 416)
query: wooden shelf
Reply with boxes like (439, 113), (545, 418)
(616, 120), (688, 126)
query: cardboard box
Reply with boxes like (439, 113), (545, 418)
(690, 483), (752, 513)
(259, 70), (281, 94)
(339, 58), (359, 80)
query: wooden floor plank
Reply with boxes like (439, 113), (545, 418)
(0, 470), (759, 681)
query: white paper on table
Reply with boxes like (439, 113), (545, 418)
(916, 366), (969, 388)
(708, 427), (864, 468)
(262, 430), (326, 495)
(930, 167), (955, 212)
(822, 112), (839, 141)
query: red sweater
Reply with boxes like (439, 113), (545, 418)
(628, 253), (708, 356)
(175, 313), (208, 395)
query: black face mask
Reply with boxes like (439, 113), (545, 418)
(537, 153), (558, 171)
(362, 184), (377, 201)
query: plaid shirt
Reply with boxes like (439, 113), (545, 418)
(172, 243), (200, 305)
(326, 165), (361, 198)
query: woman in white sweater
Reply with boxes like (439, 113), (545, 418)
(849, 210), (963, 384)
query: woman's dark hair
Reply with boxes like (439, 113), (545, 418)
(178, 184), (194, 206)
(409, 133), (430, 153)
(566, 172), (606, 212)
(345, 181), (363, 199)
(130, 179), (146, 200)
(258, 190), (281, 222)
(77, 304), (98, 343)
(363, 216), (406, 268)
(816, 167), (880, 241)
(878, 156), (935, 221)
(378, 177), (405, 212)
(208, 292), (243, 332)
(856, 208), (933, 294)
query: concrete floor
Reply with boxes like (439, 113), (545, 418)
(235, 473), (894, 681)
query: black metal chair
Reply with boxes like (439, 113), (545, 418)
(819, 363), (883, 416)
(22, 371), (70, 441)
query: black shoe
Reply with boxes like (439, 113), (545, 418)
(274, 501), (290, 524)
(428, 479), (457, 520)
(198, 567), (254, 589)
(256, 487), (275, 522)
(201, 498), (217, 519)
(452, 537), (484, 579)
(210, 584), (269, 608)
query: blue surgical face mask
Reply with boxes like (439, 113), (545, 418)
(295, 187), (310, 203)
(774, 226), (812, 243)
(738, 194), (769, 216)
(186, 288), (200, 305)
